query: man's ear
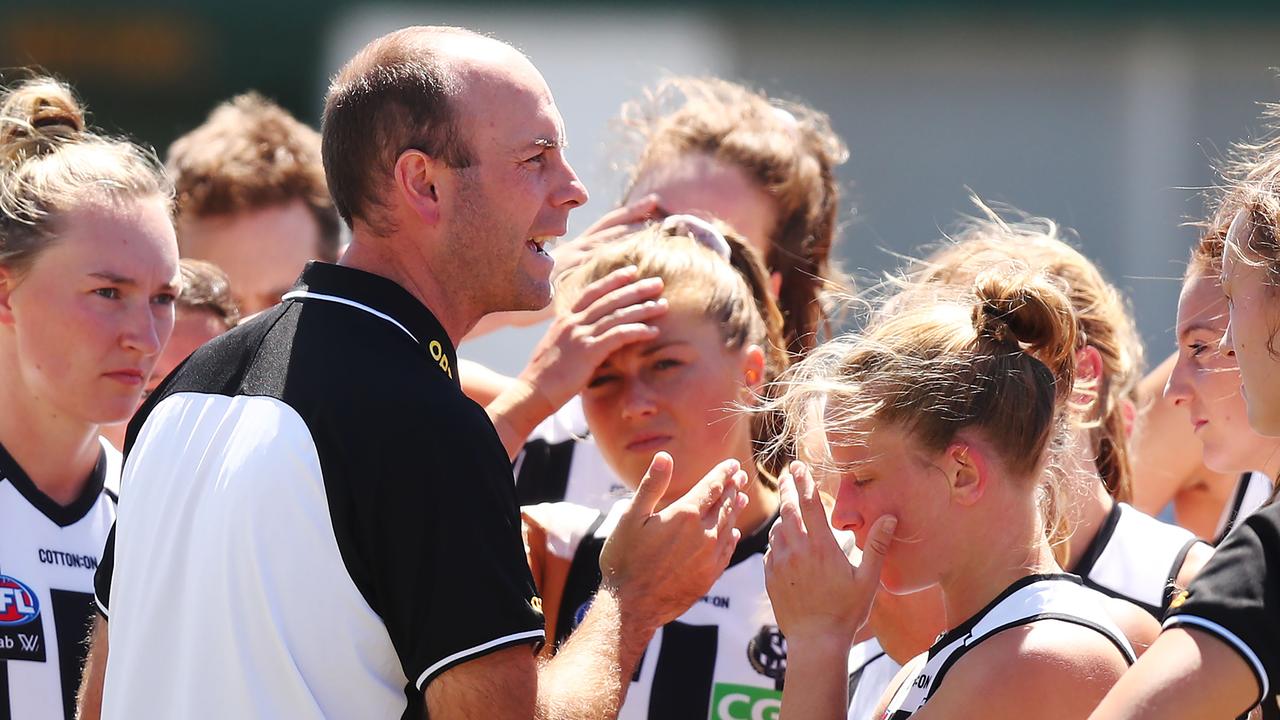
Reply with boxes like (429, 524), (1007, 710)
(945, 442), (986, 507)
(394, 149), (444, 226)
(0, 266), (16, 327)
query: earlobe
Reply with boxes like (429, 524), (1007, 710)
(394, 150), (443, 226)
(742, 345), (766, 392)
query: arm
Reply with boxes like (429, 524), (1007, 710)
(488, 267), (666, 459)
(459, 359), (515, 406)
(766, 462), (897, 720)
(1088, 627), (1258, 719)
(429, 452), (749, 719)
(75, 616), (107, 720)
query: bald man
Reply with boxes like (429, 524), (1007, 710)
(79, 27), (749, 720)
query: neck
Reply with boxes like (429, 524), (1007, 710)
(0, 358), (103, 506)
(341, 230), (479, 347)
(1061, 433), (1116, 571)
(937, 489), (1060, 629)
(736, 462), (780, 537)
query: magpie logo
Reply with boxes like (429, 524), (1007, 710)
(747, 625), (787, 681)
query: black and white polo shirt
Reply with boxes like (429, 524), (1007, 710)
(0, 437), (119, 720)
(95, 262), (544, 720)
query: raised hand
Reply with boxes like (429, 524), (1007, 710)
(764, 461), (896, 644)
(601, 452), (750, 630)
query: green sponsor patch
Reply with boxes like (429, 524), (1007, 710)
(709, 683), (782, 720)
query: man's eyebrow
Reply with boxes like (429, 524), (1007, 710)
(532, 137), (567, 150)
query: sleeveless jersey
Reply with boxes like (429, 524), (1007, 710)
(1072, 502), (1205, 617)
(514, 398), (628, 512)
(523, 500), (784, 720)
(1215, 472), (1273, 544)
(881, 575), (1135, 719)
(847, 638), (901, 720)
(0, 437), (120, 720)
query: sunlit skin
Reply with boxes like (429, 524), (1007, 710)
(582, 300), (777, 532)
(1221, 209), (1280, 436)
(178, 201), (322, 317)
(441, 46), (589, 317)
(628, 153), (779, 264)
(0, 195), (178, 502)
(1166, 269), (1280, 473)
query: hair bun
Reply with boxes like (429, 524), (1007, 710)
(972, 268), (1079, 399)
(0, 78), (87, 163)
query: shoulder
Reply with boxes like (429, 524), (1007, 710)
(1174, 540), (1216, 589)
(928, 620), (1127, 718)
(1100, 596), (1159, 657)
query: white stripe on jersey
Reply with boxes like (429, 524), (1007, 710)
(847, 638), (901, 720)
(1078, 502), (1200, 614)
(882, 575), (1134, 718)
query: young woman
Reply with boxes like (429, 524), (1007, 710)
(481, 76), (847, 512)
(1163, 215), (1276, 542)
(765, 267), (1136, 719)
(514, 221), (793, 718)
(0, 77), (178, 719)
(1092, 121), (1280, 719)
(913, 210), (1212, 619)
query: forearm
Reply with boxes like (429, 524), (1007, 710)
(76, 616), (108, 720)
(536, 586), (655, 720)
(780, 635), (854, 720)
(487, 379), (557, 461)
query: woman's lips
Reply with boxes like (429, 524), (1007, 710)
(104, 369), (145, 386)
(626, 434), (672, 452)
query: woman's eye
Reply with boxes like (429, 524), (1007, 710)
(152, 293), (177, 306)
(94, 288), (121, 300)
(847, 476), (873, 489)
(586, 374), (617, 389)
(1189, 342), (1208, 358)
(653, 358), (682, 371)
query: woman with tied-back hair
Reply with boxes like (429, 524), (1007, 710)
(909, 207), (1213, 621)
(0, 77), (179, 719)
(1092, 105), (1280, 720)
(762, 265), (1136, 719)
(486, 75), (850, 514)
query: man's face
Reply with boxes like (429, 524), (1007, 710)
(178, 200), (323, 317)
(441, 55), (588, 315)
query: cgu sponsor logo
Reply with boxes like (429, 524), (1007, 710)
(710, 683), (781, 720)
(0, 575), (39, 626)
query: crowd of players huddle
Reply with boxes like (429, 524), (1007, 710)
(2, 23), (1279, 720)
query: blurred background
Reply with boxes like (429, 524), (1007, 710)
(3, 1), (1279, 375)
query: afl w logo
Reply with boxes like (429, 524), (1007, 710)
(747, 625), (787, 682)
(0, 575), (39, 625)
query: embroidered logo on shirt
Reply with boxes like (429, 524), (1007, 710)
(0, 575), (39, 626)
(746, 625), (787, 683)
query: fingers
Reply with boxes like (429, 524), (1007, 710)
(791, 462), (830, 536)
(580, 276), (666, 326)
(582, 194), (660, 235)
(776, 464), (803, 533)
(569, 265), (641, 314)
(628, 451), (674, 519)
(682, 459), (743, 518)
(852, 515), (897, 595)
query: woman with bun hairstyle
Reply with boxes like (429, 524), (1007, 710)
(501, 75), (849, 512)
(764, 265), (1135, 719)
(911, 209), (1212, 620)
(507, 219), (792, 719)
(1092, 109), (1280, 720)
(0, 78), (178, 719)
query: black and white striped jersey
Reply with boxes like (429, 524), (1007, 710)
(524, 500), (784, 720)
(513, 398), (627, 511)
(1166, 500), (1280, 719)
(881, 575), (1135, 719)
(94, 263), (544, 720)
(846, 638), (900, 720)
(1071, 502), (1205, 617)
(0, 437), (119, 720)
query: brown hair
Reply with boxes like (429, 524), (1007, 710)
(322, 26), (478, 234)
(0, 76), (172, 275)
(906, 206), (1144, 504)
(619, 77), (849, 358)
(177, 258), (239, 328)
(770, 267), (1078, 531)
(167, 92), (340, 261)
(558, 222), (790, 479)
